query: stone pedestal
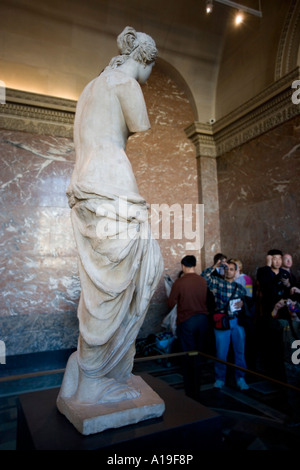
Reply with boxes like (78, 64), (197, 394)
(56, 375), (165, 435)
(17, 373), (221, 453)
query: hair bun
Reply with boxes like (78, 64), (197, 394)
(117, 26), (138, 55)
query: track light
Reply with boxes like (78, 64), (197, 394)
(205, 0), (262, 19)
(206, 0), (213, 14)
(235, 10), (244, 25)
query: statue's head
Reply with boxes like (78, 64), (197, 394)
(107, 26), (157, 69)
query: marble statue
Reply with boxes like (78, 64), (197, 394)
(56, 27), (164, 435)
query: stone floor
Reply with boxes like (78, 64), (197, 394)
(1, 348), (300, 451)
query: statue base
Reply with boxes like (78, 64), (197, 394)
(56, 375), (165, 435)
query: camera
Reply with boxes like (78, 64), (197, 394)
(218, 263), (227, 276)
(281, 271), (289, 280)
(286, 300), (300, 319)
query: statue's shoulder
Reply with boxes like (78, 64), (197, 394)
(101, 69), (139, 90)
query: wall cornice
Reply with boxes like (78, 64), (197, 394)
(1, 68), (300, 148)
(185, 67), (300, 157)
(0, 88), (76, 137)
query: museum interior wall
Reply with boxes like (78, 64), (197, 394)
(217, 114), (300, 280)
(0, 0), (300, 358)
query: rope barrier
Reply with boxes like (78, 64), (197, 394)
(1, 349), (299, 392)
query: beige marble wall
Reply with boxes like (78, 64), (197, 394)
(217, 115), (300, 282)
(0, 67), (198, 355)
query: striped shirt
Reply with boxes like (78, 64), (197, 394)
(201, 266), (247, 313)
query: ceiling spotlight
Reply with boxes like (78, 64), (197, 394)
(206, 0), (213, 14)
(209, 1), (262, 19)
(235, 11), (244, 25)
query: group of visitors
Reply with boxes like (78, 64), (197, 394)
(256, 250), (300, 382)
(166, 250), (299, 398)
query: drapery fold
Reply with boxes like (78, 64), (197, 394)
(68, 183), (163, 379)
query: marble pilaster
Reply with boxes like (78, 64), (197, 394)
(185, 126), (221, 269)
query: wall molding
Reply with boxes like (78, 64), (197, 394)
(1, 67), (300, 149)
(0, 89), (76, 137)
(185, 67), (300, 157)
